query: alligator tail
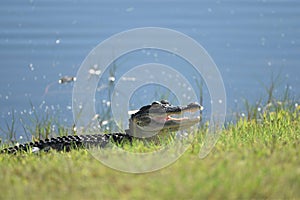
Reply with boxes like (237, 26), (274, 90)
(1, 133), (132, 154)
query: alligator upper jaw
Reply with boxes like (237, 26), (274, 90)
(146, 112), (201, 131)
(164, 102), (203, 114)
(150, 102), (203, 125)
(134, 103), (203, 133)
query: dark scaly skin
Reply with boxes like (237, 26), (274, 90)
(1, 133), (132, 154)
(1, 100), (202, 154)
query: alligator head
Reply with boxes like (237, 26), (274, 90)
(128, 100), (203, 139)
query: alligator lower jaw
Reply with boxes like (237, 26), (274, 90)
(161, 116), (201, 130)
(135, 115), (201, 133)
(150, 108), (201, 124)
(130, 117), (200, 139)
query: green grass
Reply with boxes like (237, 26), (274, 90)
(0, 107), (299, 200)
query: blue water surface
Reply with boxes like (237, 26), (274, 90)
(0, 0), (299, 139)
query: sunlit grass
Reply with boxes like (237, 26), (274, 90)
(0, 105), (299, 199)
(0, 73), (299, 199)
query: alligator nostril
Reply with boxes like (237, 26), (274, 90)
(188, 102), (201, 108)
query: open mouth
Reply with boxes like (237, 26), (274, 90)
(136, 111), (201, 134)
(130, 102), (203, 134)
(152, 103), (203, 124)
(151, 109), (201, 124)
(142, 105), (203, 132)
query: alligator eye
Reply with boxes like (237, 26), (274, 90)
(160, 100), (169, 105)
(151, 101), (161, 106)
(136, 117), (151, 126)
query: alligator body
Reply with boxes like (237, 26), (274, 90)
(1, 100), (202, 154)
(1, 133), (133, 154)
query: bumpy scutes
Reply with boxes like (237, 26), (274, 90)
(1, 133), (133, 154)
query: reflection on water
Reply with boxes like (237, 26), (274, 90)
(0, 0), (300, 139)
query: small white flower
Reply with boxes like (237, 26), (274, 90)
(108, 76), (115, 82)
(32, 147), (40, 154)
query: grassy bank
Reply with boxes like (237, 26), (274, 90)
(0, 107), (299, 199)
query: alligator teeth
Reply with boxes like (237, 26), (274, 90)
(167, 116), (188, 121)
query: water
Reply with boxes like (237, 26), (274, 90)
(1, 0), (300, 138)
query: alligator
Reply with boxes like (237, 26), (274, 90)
(1, 100), (202, 154)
